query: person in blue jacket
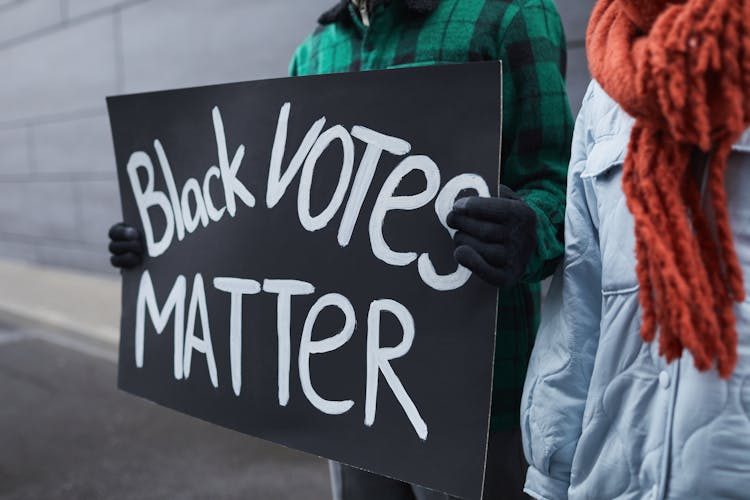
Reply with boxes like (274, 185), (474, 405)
(521, 0), (750, 498)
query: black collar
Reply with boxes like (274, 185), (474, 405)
(318, 0), (440, 25)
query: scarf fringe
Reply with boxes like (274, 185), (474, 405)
(588, 0), (750, 378)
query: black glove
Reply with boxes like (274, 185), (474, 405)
(447, 185), (538, 288)
(109, 222), (144, 269)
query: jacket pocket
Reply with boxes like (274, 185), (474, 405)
(582, 137), (639, 294)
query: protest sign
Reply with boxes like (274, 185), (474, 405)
(108, 62), (502, 499)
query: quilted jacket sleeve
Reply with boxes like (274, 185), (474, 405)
(520, 82), (603, 500)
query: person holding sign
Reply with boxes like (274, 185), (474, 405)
(109, 0), (573, 498)
(289, 1), (572, 499)
(522, 0), (750, 498)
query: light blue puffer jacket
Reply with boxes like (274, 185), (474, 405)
(521, 80), (750, 500)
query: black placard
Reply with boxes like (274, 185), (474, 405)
(108, 62), (501, 500)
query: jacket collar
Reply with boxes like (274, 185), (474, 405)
(318, 0), (440, 25)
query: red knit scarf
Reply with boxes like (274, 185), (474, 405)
(587, 0), (750, 377)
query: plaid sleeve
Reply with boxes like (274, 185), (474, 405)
(288, 27), (319, 77)
(289, 51), (299, 77)
(498, 0), (573, 283)
(289, 38), (307, 76)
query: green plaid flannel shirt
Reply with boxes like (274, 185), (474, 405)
(290, 0), (573, 431)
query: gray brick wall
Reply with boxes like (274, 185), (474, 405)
(561, 0), (596, 114)
(0, 0), (595, 275)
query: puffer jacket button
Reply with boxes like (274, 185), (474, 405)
(659, 371), (670, 389)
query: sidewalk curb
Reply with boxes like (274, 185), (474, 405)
(0, 299), (119, 348)
(0, 258), (121, 349)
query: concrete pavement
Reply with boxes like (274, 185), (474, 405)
(0, 320), (330, 500)
(0, 258), (332, 499)
(0, 258), (120, 345)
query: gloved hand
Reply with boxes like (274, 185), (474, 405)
(109, 222), (144, 269)
(447, 185), (538, 288)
